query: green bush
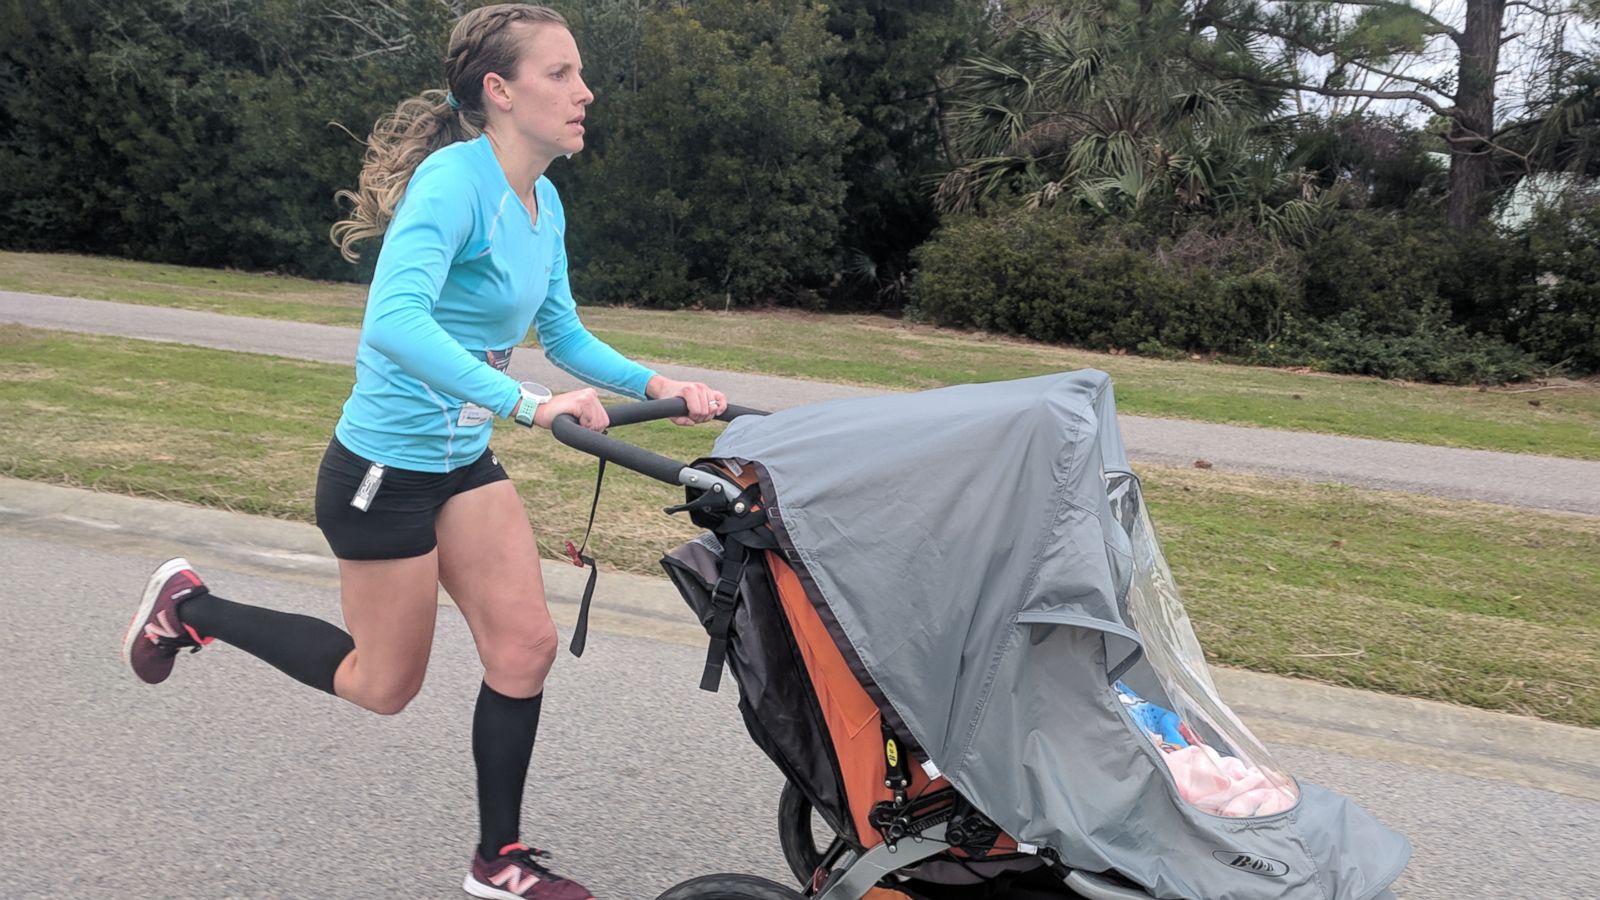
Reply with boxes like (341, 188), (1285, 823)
(1259, 209), (1559, 382)
(911, 206), (1560, 383)
(913, 212), (1157, 348)
(0, 0), (863, 299)
(1435, 225), (1536, 339)
(1298, 211), (1458, 330)
(909, 211), (1297, 354)
(1246, 309), (1541, 384)
(1159, 272), (1299, 353)
(1513, 204), (1600, 373)
(817, 0), (982, 311)
(1289, 206), (1596, 376)
(0, 0), (450, 280)
(1291, 115), (1446, 212)
(559, 0), (856, 309)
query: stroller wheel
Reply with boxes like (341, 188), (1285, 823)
(654, 873), (806, 899)
(778, 779), (834, 886)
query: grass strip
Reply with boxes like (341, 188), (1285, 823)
(3, 324), (1596, 726)
(4, 250), (1597, 460)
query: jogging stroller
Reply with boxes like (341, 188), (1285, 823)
(552, 370), (1409, 900)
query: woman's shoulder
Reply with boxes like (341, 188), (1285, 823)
(410, 137), (491, 195)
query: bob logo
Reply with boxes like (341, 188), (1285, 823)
(885, 739), (900, 767)
(1212, 851), (1289, 878)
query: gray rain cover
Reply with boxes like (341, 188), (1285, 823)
(711, 370), (1409, 900)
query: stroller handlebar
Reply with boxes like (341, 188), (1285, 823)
(548, 398), (766, 503)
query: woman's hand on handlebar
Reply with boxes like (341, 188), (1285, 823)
(533, 387), (609, 432)
(646, 376), (727, 426)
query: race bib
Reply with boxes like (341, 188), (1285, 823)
(458, 347), (513, 427)
(457, 404), (493, 427)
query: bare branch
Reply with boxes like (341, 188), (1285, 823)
(1273, 0), (1462, 39)
(347, 41), (414, 62)
(1254, 78), (1458, 117)
(1213, 14), (1454, 72)
(1441, 123), (1534, 169)
(1505, 0), (1558, 14)
(368, 0), (409, 19)
(318, 8), (415, 61)
(1196, 19), (1460, 113)
(1343, 56), (1453, 95)
(1491, 114), (1549, 140)
(321, 12), (388, 43)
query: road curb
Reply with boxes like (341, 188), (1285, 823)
(5, 475), (1597, 802)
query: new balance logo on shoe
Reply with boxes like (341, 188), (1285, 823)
(145, 610), (181, 643)
(490, 866), (542, 894)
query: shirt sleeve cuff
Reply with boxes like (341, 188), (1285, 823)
(493, 377), (524, 419)
(632, 368), (658, 400)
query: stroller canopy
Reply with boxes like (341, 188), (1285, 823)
(711, 370), (1408, 900)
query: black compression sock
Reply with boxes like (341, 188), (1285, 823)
(473, 682), (544, 859)
(178, 592), (355, 694)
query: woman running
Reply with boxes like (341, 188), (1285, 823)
(121, 6), (724, 897)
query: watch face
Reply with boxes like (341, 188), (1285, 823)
(519, 381), (552, 403)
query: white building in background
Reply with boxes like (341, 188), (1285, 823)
(1493, 171), (1600, 230)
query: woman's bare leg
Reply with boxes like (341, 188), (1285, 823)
(330, 553), (442, 715)
(435, 481), (557, 695)
(434, 480), (559, 860)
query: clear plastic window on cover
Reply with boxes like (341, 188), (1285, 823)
(1106, 472), (1300, 818)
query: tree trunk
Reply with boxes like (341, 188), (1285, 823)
(1446, 0), (1506, 229)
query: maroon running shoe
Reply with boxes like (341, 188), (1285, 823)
(464, 844), (595, 900)
(122, 557), (213, 685)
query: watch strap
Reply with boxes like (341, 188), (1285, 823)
(514, 393), (543, 428)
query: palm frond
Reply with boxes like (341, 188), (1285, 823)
(940, 0), (1306, 219)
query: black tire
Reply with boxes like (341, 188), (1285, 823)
(654, 873), (806, 900)
(777, 779), (829, 886)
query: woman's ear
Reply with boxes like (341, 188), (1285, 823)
(482, 71), (514, 112)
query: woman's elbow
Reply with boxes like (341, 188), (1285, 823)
(362, 307), (416, 360)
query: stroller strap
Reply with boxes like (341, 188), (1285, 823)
(566, 459), (607, 658)
(698, 484), (775, 691)
(700, 539), (748, 691)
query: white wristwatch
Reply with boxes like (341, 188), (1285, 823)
(513, 382), (553, 428)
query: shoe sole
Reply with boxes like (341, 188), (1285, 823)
(462, 874), (593, 900)
(462, 875), (523, 900)
(120, 557), (193, 682)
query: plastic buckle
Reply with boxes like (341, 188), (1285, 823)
(664, 491), (723, 516)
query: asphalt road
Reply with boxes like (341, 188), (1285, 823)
(5, 291), (1600, 516)
(3, 528), (1598, 899)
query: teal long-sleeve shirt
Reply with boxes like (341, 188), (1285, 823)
(334, 135), (654, 472)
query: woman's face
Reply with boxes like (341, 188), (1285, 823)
(490, 24), (594, 162)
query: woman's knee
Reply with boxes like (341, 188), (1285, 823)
(481, 617), (559, 689)
(361, 674), (425, 715)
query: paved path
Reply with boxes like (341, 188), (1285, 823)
(5, 291), (1599, 516)
(4, 478), (1599, 899)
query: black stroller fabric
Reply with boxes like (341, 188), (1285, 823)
(663, 534), (857, 846)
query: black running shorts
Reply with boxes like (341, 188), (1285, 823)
(313, 437), (509, 561)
